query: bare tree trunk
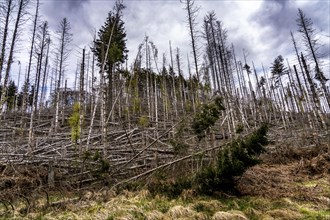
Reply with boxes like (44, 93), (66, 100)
(54, 18), (72, 131)
(88, 16), (117, 148)
(23, 0), (39, 112)
(15, 61), (22, 112)
(176, 48), (185, 114)
(169, 41), (178, 118)
(0, 0), (13, 84)
(1, 0), (29, 113)
(79, 49), (85, 150)
(40, 38), (50, 110)
(28, 52), (42, 151)
(187, 54), (196, 113)
(183, 0), (200, 81)
(145, 37), (151, 119)
(301, 53), (326, 128)
(91, 49), (96, 116)
(34, 22), (49, 112)
(297, 9), (329, 108)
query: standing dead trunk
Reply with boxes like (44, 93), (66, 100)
(182, 0), (200, 81)
(28, 53), (42, 151)
(1, 0), (29, 113)
(34, 22), (49, 112)
(0, 0), (13, 84)
(79, 49), (85, 150)
(23, 0), (39, 112)
(54, 18), (72, 131)
(40, 38), (50, 110)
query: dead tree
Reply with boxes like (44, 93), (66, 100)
(79, 48), (85, 148)
(54, 18), (72, 131)
(22, 0), (39, 112)
(296, 8), (329, 108)
(0, 0), (14, 84)
(0, 0), (30, 113)
(169, 41), (178, 118)
(34, 21), (49, 112)
(181, 0), (200, 82)
(301, 53), (326, 128)
(39, 37), (50, 110)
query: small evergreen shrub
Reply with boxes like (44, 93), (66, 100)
(68, 102), (81, 144)
(92, 151), (110, 177)
(82, 150), (110, 179)
(236, 124), (244, 134)
(169, 139), (190, 155)
(192, 96), (225, 140)
(138, 115), (149, 127)
(170, 118), (190, 155)
(195, 124), (269, 194)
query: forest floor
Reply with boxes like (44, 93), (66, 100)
(0, 130), (329, 220)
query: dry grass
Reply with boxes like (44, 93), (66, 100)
(1, 182), (330, 220)
(266, 209), (304, 220)
(212, 211), (248, 220)
(167, 205), (196, 218)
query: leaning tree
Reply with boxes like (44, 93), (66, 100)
(296, 8), (329, 108)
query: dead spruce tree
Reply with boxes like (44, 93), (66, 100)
(34, 21), (49, 112)
(0, 0), (30, 113)
(54, 18), (72, 131)
(296, 8), (329, 109)
(0, 0), (14, 84)
(181, 0), (200, 82)
(22, 0), (40, 112)
(39, 37), (50, 110)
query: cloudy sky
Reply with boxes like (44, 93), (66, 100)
(13, 0), (330, 87)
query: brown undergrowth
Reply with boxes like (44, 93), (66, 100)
(237, 140), (330, 209)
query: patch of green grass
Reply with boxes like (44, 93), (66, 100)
(32, 214), (46, 220)
(153, 197), (172, 213)
(271, 198), (298, 210)
(192, 201), (216, 216)
(130, 210), (146, 220)
(299, 207), (330, 219)
(299, 180), (319, 188)
(87, 202), (102, 214)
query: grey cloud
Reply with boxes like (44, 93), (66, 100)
(42, 0), (90, 29)
(64, 0), (89, 10)
(250, 0), (297, 51)
(246, 0), (329, 74)
(15, 0), (328, 87)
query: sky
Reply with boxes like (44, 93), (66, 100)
(10, 0), (330, 89)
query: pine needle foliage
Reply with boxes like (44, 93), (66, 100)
(138, 115), (149, 128)
(68, 102), (81, 144)
(192, 96), (225, 140)
(195, 123), (269, 194)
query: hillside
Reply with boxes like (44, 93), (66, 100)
(0, 108), (329, 219)
(0, 0), (329, 219)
